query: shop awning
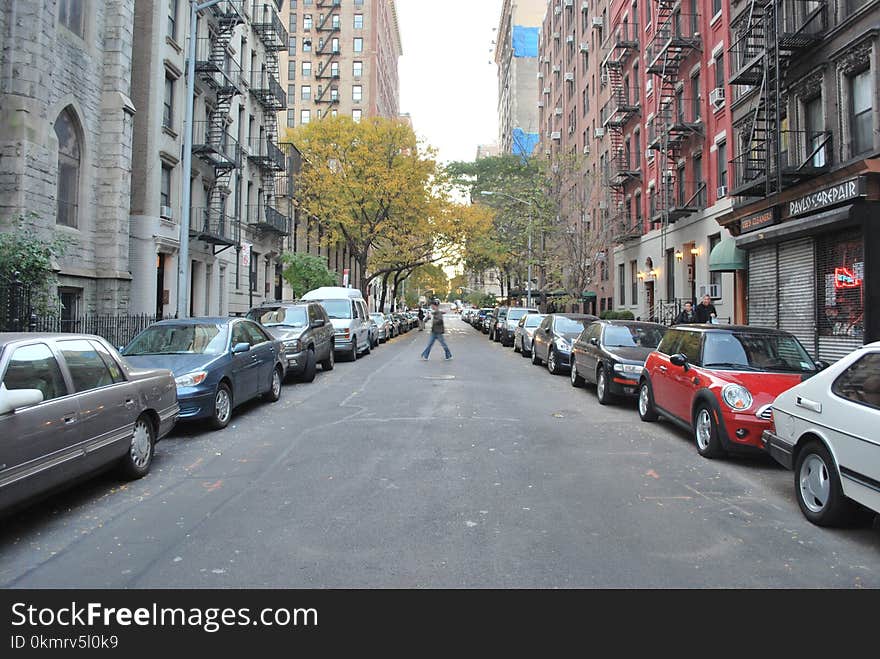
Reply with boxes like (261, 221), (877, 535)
(709, 237), (746, 272)
(581, 291), (597, 300)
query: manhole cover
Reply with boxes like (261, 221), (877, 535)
(422, 375), (456, 380)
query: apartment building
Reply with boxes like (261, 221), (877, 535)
(538, 0), (616, 314)
(497, 0), (546, 155)
(0, 0), (137, 317)
(717, 0), (879, 360)
(279, 0), (402, 296)
(607, 0), (740, 326)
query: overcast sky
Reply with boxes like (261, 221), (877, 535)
(396, 0), (503, 165)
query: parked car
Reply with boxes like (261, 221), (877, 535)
(570, 320), (667, 404)
(386, 313), (401, 338)
(531, 314), (599, 374)
(370, 313), (391, 343)
(0, 333), (178, 513)
(763, 341), (878, 527)
(514, 313), (546, 357)
(246, 301), (335, 381)
(475, 308), (493, 330)
(302, 287), (372, 361)
(638, 324), (819, 459)
(489, 307), (509, 342)
(393, 313), (409, 334)
(482, 310), (496, 334)
(499, 307), (539, 347)
(122, 317), (284, 430)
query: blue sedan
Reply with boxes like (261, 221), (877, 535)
(122, 317), (285, 429)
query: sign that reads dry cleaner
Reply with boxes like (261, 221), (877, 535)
(740, 208), (777, 234)
(788, 176), (865, 217)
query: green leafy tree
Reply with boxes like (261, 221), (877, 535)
(0, 214), (69, 315)
(279, 252), (338, 299)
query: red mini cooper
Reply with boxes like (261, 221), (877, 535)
(637, 325), (819, 458)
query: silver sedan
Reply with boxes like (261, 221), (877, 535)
(513, 313), (546, 357)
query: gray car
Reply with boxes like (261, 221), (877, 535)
(0, 333), (178, 514)
(514, 313), (546, 357)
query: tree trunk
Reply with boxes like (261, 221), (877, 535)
(357, 253), (370, 302)
(379, 272), (390, 312)
(391, 270), (403, 311)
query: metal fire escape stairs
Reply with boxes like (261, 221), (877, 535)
(313, 7), (341, 111)
(728, 0), (830, 198)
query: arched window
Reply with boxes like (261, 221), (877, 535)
(55, 108), (81, 228)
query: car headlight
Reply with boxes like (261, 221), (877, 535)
(554, 337), (571, 350)
(175, 371), (208, 388)
(722, 384), (753, 411)
(283, 339), (301, 352)
(613, 363), (643, 376)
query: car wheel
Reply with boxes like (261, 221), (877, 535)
(531, 345), (542, 365)
(118, 414), (155, 479)
(296, 349), (315, 383)
(570, 361), (585, 388)
(265, 365), (283, 401)
(321, 346), (334, 371)
(350, 339), (358, 361)
(694, 404), (726, 459)
(547, 348), (560, 375)
(364, 337), (371, 355)
(513, 337), (521, 353)
(795, 441), (859, 527)
(596, 367), (612, 405)
(637, 380), (658, 422)
(209, 382), (233, 430)
(521, 339), (531, 358)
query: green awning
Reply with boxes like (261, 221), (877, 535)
(581, 291), (597, 300)
(709, 237), (746, 272)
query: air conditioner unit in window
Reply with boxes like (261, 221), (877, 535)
(552, 64), (561, 73)
(598, 200), (608, 209)
(555, 107), (563, 115)
(645, 148), (654, 161)
(160, 205), (174, 220)
(717, 185), (728, 198)
(537, 71), (544, 79)
(581, 0), (589, 11)
(551, 131), (562, 140)
(553, 31), (561, 40)
(554, 6), (562, 15)
(594, 127), (605, 138)
(564, 0), (573, 7)
(566, 35), (575, 44)
(537, 100), (544, 108)
(583, 144), (590, 154)
(698, 283), (722, 299)
(568, 125), (575, 135)
(709, 87), (725, 109)
(592, 16), (604, 28)
(543, 87), (551, 95)
(564, 71), (574, 81)
(579, 42), (588, 53)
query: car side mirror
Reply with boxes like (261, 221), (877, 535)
(815, 360), (829, 371)
(590, 337), (598, 346)
(310, 318), (325, 328)
(0, 385), (44, 415)
(232, 342), (251, 354)
(670, 353), (689, 369)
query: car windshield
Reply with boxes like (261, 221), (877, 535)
(554, 317), (592, 335)
(247, 307), (307, 328)
(319, 299), (352, 319)
(702, 332), (816, 372)
(604, 325), (665, 349)
(370, 314), (384, 322)
(524, 314), (545, 328)
(123, 323), (228, 356)
(507, 309), (536, 321)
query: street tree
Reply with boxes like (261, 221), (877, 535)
(279, 252), (338, 299)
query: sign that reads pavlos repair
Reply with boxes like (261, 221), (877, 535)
(788, 177), (865, 217)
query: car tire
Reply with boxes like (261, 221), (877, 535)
(349, 339), (358, 361)
(596, 367), (612, 405)
(570, 361), (585, 388)
(521, 339), (531, 358)
(118, 414), (155, 480)
(637, 379), (659, 422)
(209, 382), (233, 430)
(265, 365), (283, 401)
(532, 346), (542, 365)
(300, 350), (317, 383)
(547, 348), (560, 375)
(795, 441), (860, 527)
(513, 337), (521, 353)
(694, 404), (726, 459)
(321, 346), (334, 371)
(364, 338), (371, 355)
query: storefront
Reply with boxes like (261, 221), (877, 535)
(723, 175), (879, 361)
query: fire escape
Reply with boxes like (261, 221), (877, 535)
(191, 0), (245, 251)
(645, 2), (702, 228)
(601, 19), (641, 244)
(729, 0), (830, 198)
(313, 2), (341, 113)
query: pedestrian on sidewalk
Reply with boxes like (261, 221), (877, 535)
(417, 306), (425, 331)
(673, 301), (698, 325)
(695, 294), (718, 324)
(420, 299), (452, 360)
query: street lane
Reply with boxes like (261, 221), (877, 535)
(2, 316), (878, 587)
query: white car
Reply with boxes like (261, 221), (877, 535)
(763, 341), (880, 527)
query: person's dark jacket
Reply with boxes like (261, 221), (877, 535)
(418, 308), (425, 320)
(695, 302), (717, 324)
(674, 309), (698, 325)
(431, 309), (445, 334)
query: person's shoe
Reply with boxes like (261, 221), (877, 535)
(420, 355), (428, 361)
(444, 355), (453, 360)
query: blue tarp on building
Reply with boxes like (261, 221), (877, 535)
(511, 26), (539, 58)
(512, 128), (540, 159)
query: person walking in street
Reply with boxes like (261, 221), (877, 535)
(695, 294), (718, 324)
(420, 300), (452, 360)
(674, 301), (698, 325)
(417, 306), (425, 331)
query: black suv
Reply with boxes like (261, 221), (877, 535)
(246, 301), (335, 382)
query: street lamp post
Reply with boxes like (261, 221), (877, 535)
(480, 190), (534, 307)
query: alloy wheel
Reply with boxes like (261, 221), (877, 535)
(215, 387), (231, 424)
(695, 409), (713, 452)
(799, 454), (831, 514)
(130, 419), (152, 469)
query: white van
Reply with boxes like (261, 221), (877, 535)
(301, 287), (372, 361)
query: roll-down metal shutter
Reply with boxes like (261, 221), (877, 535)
(777, 238), (816, 357)
(747, 245), (778, 329)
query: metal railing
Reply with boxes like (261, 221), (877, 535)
(249, 70), (286, 110)
(251, 2), (288, 50)
(601, 84), (640, 127)
(190, 207), (236, 244)
(193, 38), (243, 92)
(246, 204), (289, 234)
(192, 122), (241, 169)
(247, 136), (286, 171)
(646, 12), (701, 72)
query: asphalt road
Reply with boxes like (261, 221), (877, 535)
(2, 316), (878, 588)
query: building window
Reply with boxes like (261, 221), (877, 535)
(630, 260), (638, 304)
(331, 14), (341, 30)
(691, 73), (700, 122)
(330, 87), (339, 101)
(804, 94), (825, 167)
(709, 233), (722, 293)
(59, 0), (84, 37)
(354, 14), (363, 29)
(287, 84), (296, 106)
(288, 35), (296, 54)
(301, 109), (311, 124)
(301, 85), (311, 101)
(353, 61), (363, 77)
(303, 14), (312, 30)
(331, 37), (340, 53)
(167, 0), (178, 40)
(302, 61), (311, 77)
(354, 37), (363, 52)
(250, 252), (259, 293)
(288, 60), (297, 80)
(714, 52), (724, 91)
(352, 85), (363, 102)
(716, 140), (727, 192)
(618, 264), (625, 305)
(289, 12), (297, 32)
(352, 109), (362, 123)
(850, 68), (872, 156)
(331, 61), (339, 77)
(160, 164), (172, 209)
(54, 108), (81, 228)
(163, 74), (174, 129)
(302, 38), (312, 52)
(693, 153), (703, 205)
(287, 109), (296, 128)
(712, 0), (722, 16)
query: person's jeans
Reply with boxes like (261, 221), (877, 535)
(421, 332), (451, 359)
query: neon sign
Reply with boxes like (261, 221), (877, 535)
(834, 267), (862, 289)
